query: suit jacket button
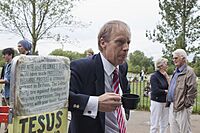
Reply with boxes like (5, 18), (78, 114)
(73, 104), (77, 108)
(88, 111), (91, 114)
(77, 104), (80, 108)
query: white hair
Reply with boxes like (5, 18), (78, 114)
(155, 58), (168, 70)
(172, 49), (187, 59)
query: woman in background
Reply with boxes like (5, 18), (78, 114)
(150, 57), (169, 133)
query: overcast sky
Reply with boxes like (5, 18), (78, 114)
(0, 0), (164, 61)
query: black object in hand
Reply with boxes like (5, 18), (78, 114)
(122, 93), (140, 110)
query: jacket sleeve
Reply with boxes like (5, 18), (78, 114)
(68, 60), (90, 113)
(185, 69), (197, 107)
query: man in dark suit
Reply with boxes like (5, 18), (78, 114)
(68, 20), (131, 133)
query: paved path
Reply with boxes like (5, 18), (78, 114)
(1, 110), (200, 133)
(127, 110), (200, 133)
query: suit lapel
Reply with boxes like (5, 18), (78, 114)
(119, 65), (126, 94)
(94, 55), (126, 95)
(94, 53), (105, 96)
(93, 53), (105, 132)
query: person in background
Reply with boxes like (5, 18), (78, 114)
(85, 48), (94, 57)
(68, 20), (131, 133)
(140, 69), (144, 81)
(143, 81), (151, 97)
(150, 58), (169, 133)
(0, 63), (6, 94)
(167, 49), (197, 133)
(0, 48), (15, 133)
(17, 39), (32, 55)
(1, 64), (5, 79)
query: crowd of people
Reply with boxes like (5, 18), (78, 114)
(0, 39), (32, 133)
(0, 20), (198, 133)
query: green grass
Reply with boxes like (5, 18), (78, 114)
(130, 81), (151, 111)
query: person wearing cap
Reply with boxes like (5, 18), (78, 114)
(17, 39), (32, 55)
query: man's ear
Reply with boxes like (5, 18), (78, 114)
(100, 37), (106, 49)
(182, 57), (186, 62)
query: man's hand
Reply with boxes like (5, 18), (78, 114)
(0, 79), (6, 84)
(98, 93), (122, 112)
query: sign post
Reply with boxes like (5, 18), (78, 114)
(8, 55), (70, 133)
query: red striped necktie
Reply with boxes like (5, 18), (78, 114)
(112, 68), (126, 133)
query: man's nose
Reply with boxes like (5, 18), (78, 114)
(123, 43), (129, 51)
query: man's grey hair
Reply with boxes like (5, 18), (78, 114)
(172, 49), (187, 59)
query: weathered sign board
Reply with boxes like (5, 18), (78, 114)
(9, 55), (70, 133)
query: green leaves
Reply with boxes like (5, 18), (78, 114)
(49, 49), (85, 61)
(0, 0), (84, 54)
(128, 50), (154, 74)
(146, 0), (200, 57)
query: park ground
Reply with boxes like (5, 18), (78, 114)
(1, 110), (200, 133)
(127, 110), (200, 133)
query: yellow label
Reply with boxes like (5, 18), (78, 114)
(11, 108), (68, 133)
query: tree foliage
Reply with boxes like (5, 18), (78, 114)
(0, 50), (4, 67)
(128, 50), (154, 74)
(0, 0), (84, 54)
(167, 64), (175, 75)
(49, 49), (85, 61)
(191, 55), (200, 77)
(146, 0), (200, 57)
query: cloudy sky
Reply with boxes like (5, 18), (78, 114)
(0, 0), (164, 60)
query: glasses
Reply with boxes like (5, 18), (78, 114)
(173, 57), (178, 60)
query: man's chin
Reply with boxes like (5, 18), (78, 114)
(118, 60), (125, 65)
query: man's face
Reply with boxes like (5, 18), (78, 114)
(2, 54), (12, 62)
(18, 44), (26, 54)
(173, 54), (185, 68)
(101, 30), (130, 66)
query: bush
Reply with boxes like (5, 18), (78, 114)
(194, 66), (200, 77)
(167, 65), (175, 75)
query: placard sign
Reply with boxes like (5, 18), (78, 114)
(10, 55), (70, 116)
(11, 108), (68, 133)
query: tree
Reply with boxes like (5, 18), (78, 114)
(0, 0), (85, 54)
(192, 55), (200, 77)
(146, 0), (200, 57)
(128, 50), (154, 74)
(132, 65), (141, 74)
(167, 64), (175, 75)
(49, 49), (85, 61)
(0, 50), (4, 67)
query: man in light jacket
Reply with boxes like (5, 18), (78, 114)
(167, 49), (197, 133)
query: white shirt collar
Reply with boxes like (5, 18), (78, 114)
(100, 53), (118, 76)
